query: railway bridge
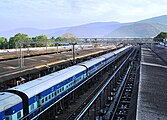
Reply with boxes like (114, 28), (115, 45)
(78, 37), (154, 44)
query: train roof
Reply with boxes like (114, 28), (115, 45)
(113, 45), (131, 54)
(0, 92), (22, 112)
(78, 46), (131, 68)
(9, 65), (86, 98)
(101, 51), (115, 59)
(79, 56), (105, 68)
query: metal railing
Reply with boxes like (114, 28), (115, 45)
(75, 49), (135, 120)
(23, 47), (134, 120)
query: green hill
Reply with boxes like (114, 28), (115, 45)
(106, 23), (160, 37)
(154, 32), (167, 42)
(106, 15), (167, 38)
(138, 15), (167, 25)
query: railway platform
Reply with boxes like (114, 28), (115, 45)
(0, 47), (116, 91)
(137, 45), (167, 120)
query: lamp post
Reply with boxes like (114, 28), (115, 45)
(17, 41), (24, 68)
(69, 42), (77, 64)
(20, 43), (24, 68)
(56, 43), (59, 54)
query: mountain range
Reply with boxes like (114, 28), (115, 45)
(0, 15), (167, 38)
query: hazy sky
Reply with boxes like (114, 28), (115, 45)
(0, 0), (167, 32)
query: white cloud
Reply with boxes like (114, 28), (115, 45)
(0, 0), (167, 31)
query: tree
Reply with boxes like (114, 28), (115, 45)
(9, 33), (30, 48)
(32, 35), (48, 47)
(55, 36), (63, 42)
(9, 37), (15, 48)
(61, 33), (78, 43)
(153, 32), (167, 42)
(0, 37), (8, 49)
(51, 36), (55, 40)
(68, 37), (78, 43)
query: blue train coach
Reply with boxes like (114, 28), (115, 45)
(0, 45), (132, 120)
(0, 92), (22, 120)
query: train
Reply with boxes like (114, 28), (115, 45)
(0, 45), (132, 120)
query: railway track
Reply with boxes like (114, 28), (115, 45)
(109, 47), (140, 120)
(66, 75), (109, 120)
(0, 48), (72, 61)
(55, 53), (129, 120)
(61, 49), (136, 120)
(0, 48), (113, 91)
(66, 65), (117, 120)
(26, 46), (134, 120)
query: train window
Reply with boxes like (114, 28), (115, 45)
(62, 87), (64, 91)
(59, 88), (61, 92)
(54, 91), (57, 96)
(45, 97), (48, 101)
(76, 79), (78, 82)
(57, 90), (59, 94)
(49, 95), (51, 99)
(31, 104), (34, 110)
(74, 80), (76, 84)
(17, 111), (21, 119)
(52, 93), (54, 97)
(5, 116), (10, 120)
(41, 99), (44, 103)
